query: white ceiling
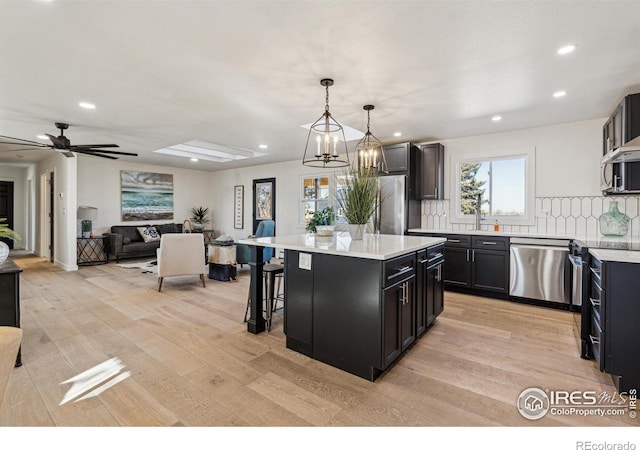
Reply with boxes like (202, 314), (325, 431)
(1, 0), (639, 171)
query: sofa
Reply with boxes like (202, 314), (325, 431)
(103, 223), (183, 262)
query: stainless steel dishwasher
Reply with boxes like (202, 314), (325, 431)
(509, 237), (571, 305)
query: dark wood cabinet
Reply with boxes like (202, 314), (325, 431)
(383, 142), (415, 173)
(0, 259), (22, 366)
(417, 245), (445, 337)
(585, 253), (640, 392)
(382, 275), (416, 368)
(409, 233), (510, 295)
(418, 143), (444, 200)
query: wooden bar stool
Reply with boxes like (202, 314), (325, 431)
(243, 263), (284, 331)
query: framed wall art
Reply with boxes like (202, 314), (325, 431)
(234, 185), (244, 229)
(252, 177), (276, 233)
(121, 170), (174, 221)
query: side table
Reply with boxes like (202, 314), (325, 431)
(77, 236), (108, 266)
(207, 243), (237, 281)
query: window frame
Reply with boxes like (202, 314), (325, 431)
(451, 148), (536, 227)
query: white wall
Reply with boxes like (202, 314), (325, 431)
(209, 118), (606, 236)
(0, 165), (27, 250)
(435, 117), (605, 198)
(77, 156), (213, 236)
(36, 153), (77, 271)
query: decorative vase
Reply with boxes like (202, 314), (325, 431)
(599, 200), (630, 237)
(192, 221), (204, 231)
(348, 223), (365, 240)
(0, 241), (9, 265)
(316, 225), (335, 237)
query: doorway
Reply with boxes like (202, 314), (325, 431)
(252, 177), (276, 234)
(0, 181), (15, 249)
(39, 171), (54, 261)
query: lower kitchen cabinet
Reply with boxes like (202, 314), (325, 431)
(585, 253), (640, 393)
(382, 275), (416, 368)
(412, 233), (510, 295)
(417, 244), (445, 337)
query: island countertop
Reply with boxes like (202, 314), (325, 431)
(238, 232), (446, 261)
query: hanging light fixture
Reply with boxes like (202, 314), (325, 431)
(302, 78), (350, 168)
(355, 105), (387, 174)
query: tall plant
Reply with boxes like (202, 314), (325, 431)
(336, 165), (380, 225)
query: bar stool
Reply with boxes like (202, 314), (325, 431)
(243, 263), (284, 331)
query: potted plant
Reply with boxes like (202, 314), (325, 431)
(0, 218), (22, 264)
(305, 206), (335, 235)
(190, 206), (210, 231)
(336, 165), (380, 240)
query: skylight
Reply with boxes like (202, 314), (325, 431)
(154, 140), (266, 163)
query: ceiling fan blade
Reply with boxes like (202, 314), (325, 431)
(73, 149), (119, 160)
(75, 148), (138, 157)
(71, 144), (120, 149)
(0, 135), (49, 146)
(45, 133), (66, 148)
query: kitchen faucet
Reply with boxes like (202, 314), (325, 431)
(475, 193), (484, 230)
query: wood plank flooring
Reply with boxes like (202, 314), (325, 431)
(1, 254), (637, 428)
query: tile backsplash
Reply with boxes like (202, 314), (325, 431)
(421, 196), (640, 239)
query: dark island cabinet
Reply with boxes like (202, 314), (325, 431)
(584, 254), (640, 393)
(417, 143), (444, 200)
(284, 244), (442, 381)
(417, 245), (445, 337)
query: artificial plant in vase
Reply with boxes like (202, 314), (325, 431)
(190, 206), (210, 230)
(0, 218), (22, 264)
(336, 165), (380, 240)
(305, 206), (335, 233)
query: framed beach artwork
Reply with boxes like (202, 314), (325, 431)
(252, 177), (275, 233)
(121, 170), (174, 221)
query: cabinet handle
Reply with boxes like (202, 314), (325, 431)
(395, 265), (413, 276)
(427, 253), (443, 262)
(589, 298), (601, 307)
(472, 250), (475, 262)
(466, 249), (470, 261)
(436, 265), (442, 282)
(401, 282), (408, 305)
(481, 241), (497, 245)
(418, 258), (429, 264)
(448, 239), (461, 243)
(589, 335), (600, 346)
(435, 187), (438, 199)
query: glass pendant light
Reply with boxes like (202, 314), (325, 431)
(355, 105), (387, 174)
(302, 78), (350, 168)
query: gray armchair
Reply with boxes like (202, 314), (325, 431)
(236, 220), (275, 267)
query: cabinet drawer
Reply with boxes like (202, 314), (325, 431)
(384, 253), (416, 287)
(421, 244), (444, 267)
(472, 235), (509, 250)
(590, 256), (602, 285)
(442, 234), (471, 248)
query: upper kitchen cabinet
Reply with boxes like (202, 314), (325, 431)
(602, 93), (640, 156)
(417, 143), (444, 200)
(383, 142), (419, 174)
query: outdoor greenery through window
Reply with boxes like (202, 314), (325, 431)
(459, 156), (526, 218)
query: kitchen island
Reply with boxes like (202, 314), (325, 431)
(239, 232), (446, 381)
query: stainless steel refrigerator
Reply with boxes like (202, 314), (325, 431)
(375, 175), (421, 235)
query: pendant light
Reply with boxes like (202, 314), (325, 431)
(355, 105), (387, 174)
(302, 78), (350, 168)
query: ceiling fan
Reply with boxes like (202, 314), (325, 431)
(0, 122), (138, 160)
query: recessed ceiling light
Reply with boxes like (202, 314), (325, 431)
(557, 44), (577, 55)
(393, 132), (402, 137)
(190, 158), (199, 162)
(553, 90), (567, 98)
(492, 115), (502, 122)
(37, 135), (49, 140)
(258, 144), (268, 149)
(78, 102), (96, 109)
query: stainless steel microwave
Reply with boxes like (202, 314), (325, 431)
(601, 161), (640, 194)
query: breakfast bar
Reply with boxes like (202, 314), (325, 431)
(239, 232), (446, 380)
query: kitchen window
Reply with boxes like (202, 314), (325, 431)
(453, 151), (535, 226)
(300, 175), (331, 225)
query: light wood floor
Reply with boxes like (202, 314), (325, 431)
(0, 254), (636, 427)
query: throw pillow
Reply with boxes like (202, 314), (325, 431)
(137, 226), (160, 243)
(122, 237), (131, 245)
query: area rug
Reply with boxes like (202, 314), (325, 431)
(116, 260), (157, 274)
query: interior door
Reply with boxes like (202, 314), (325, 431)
(0, 181), (15, 249)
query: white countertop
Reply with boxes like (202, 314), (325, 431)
(238, 232), (446, 261)
(589, 248), (640, 264)
(407, 228), (576, 240)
